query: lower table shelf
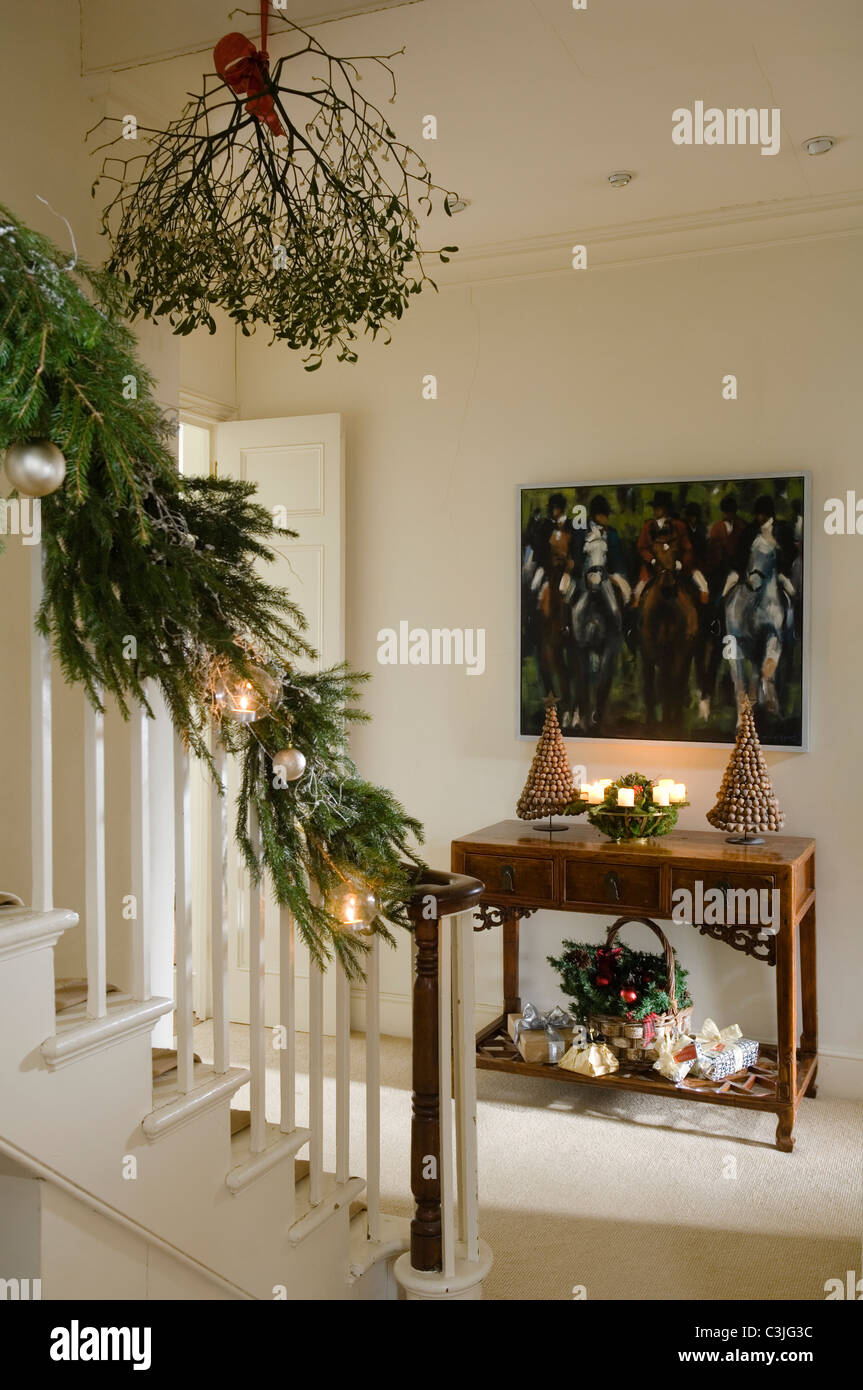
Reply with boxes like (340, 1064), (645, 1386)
(476, 1015), (818, 1118)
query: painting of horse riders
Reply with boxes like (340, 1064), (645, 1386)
(520, 475), (807, 748)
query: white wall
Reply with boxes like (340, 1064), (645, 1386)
(234, 233), (863, 1087)
(0, 0), (179, 1008)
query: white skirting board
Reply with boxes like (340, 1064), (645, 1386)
(350, 987), (500, 1042)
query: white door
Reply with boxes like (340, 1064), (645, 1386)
(215, 414), (345, 1034)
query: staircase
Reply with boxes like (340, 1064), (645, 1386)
(0, 899), (406, 1300)
(1, 543), (491, 1302)
(0, 545), (409, 1301)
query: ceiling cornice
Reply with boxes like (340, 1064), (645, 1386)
(437, 190), (863, 286)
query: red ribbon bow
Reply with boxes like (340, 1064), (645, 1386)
(642, 1012), (659, 1045)
(213, 3), (285, 136)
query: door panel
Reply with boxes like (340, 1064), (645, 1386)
(215, 415), (345, 1033)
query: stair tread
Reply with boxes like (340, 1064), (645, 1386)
(55, 977), (120, 1013)
(152, 1047), (202, 1080)
(228, 1109), (312, 1185)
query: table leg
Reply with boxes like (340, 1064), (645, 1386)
(503, 915), (521, 1017)
(774, 886), (798, 1151)
(799, 897), (818, 1097)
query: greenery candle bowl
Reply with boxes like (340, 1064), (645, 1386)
(570, 772), (688, 843)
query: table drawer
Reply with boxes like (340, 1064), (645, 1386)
(564, 861), (661, 913)
(463, 852), (555, 904)
(670, 868), (776, 923)
(671, 868), (775, 897)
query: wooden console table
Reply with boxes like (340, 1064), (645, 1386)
(451, 821), (816, 1151)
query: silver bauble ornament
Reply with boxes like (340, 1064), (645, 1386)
(272, 747), (306, 781)
(3, 439), (67, 497)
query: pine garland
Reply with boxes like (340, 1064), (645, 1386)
(548, 938), (691, 1023)
(0, 204), (423, 973)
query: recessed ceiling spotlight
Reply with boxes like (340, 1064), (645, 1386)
(608, 171), (633, 188)
(803, 135), (836, 156)
(445, 195), (471, 214)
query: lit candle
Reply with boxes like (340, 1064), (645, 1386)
(669, 783), (687, 803)
(652, 785), (670, 807)
(587, 783), (603, 804)
(656, 778), (675, 790)
(617, 787), (635, 807)
(597, 779), (613, 790)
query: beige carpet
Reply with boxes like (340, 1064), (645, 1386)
(194, 1022), (863, 1301)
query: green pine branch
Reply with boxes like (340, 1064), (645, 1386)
(0, 203), (423, 970)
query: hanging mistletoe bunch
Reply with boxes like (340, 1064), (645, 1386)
(90, 5), (459, 368)
(548, 939), (691, 1023)
(0, 204), (422, 972)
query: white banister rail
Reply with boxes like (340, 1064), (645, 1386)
(437, 915), (456, 1279)
(210, 735), (229, 1075)
(174, 736), (194, 1093)
(308, 958), (324, 1205)
(248, 803), (267, 1154)
(83, 695), (107, 1020)
(279, 906), (295, 1134)
(30, 542), (52, 912)
(335, 961), (350, 1185)
(364, 935), (381, 1241)
(130, 701), (151, 1002)
(453, 912), (479, 1261)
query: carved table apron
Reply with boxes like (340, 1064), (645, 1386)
(451, 821), (816, 1152)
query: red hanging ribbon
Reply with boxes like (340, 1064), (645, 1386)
(213, 1), (285, 136)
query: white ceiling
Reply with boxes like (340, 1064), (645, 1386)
(80, 0), (423, 71)
(82, 0), (863, 258)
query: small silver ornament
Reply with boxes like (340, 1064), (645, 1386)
(3, 439), (67, 497)
(272, 747), (306, 781)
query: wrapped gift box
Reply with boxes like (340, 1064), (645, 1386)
(507, 1013), (582, 1063)
(694, 1037), (759, 1080)
(691, 1019), (759, 1080)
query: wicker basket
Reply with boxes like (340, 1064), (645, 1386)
(587, 916), (692, 1070)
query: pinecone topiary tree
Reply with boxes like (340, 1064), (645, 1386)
(706, 696), (785, 843)
(517, 697), (576, 822)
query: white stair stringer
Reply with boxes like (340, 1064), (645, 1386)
(0, 908), (401, 1300)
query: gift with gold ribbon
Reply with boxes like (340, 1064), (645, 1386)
(691, 1018), (758, 1080)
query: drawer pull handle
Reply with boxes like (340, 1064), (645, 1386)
(501, 864), (515, 893)
(605, 871), (621, 901)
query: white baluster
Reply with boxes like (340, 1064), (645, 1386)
(437, 917), (455, 1279)
(83, 696), (107, 1019)
(210, 736), (229, 1075)
(248, 803), (267, 1153)
(174, 736), (194, 1093)
(130, 700), (150, 1002)
(279, 906), (295, 1134)
(365, 935), (381, 1241)
(335, 959), (350, 1185)
(30, 542), (52, 912)
(453, 912), (479, 1262)
(309, 956), (324, 1206)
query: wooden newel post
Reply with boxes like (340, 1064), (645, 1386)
(405, 870), (484, 1275)
(409, 914), (442, 1270)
